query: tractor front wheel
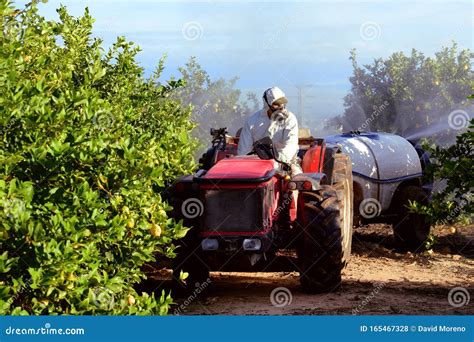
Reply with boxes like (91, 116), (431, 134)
(297, 153), (353, 293)
(169, 197), (211, 296)
(172, 230), (211, 295)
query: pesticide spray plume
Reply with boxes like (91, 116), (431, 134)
(336, 90), (473, 147)
(402, 105), (473, 146)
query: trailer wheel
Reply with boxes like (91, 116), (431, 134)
(392, 185), (430, 252)
(297, 153), (353, 293)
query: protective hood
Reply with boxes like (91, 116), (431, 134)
(262, 86), (288, 110)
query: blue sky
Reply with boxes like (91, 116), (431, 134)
(19, 0), (473, 123)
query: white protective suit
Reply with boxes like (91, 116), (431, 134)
(237, 87), (299, 165)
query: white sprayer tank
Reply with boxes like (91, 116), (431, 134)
(325, 132), (423, 212)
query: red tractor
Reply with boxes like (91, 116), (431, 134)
(168, 128), (354, 293)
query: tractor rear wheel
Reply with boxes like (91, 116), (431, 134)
(392, 185), (431, 252)
(297, 153), (353, 293)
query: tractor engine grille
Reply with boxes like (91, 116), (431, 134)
(203, 182), (275, 233)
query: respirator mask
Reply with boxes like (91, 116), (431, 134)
(264, 91), (289, 125)
(270, 106), (289, 124)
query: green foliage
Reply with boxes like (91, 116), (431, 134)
(414, 120), (473, 225)
(468, 84), (474, 99)
(331, 44), (473, 140)
(173, 57), (258, 152)
(0, 1), (197, 314)
(424, 233), (437, 251)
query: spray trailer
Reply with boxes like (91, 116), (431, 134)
(325, 131), (431, 232)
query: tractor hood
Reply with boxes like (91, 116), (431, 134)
(325, 132), (422, 182)
(198, 156), (276, 183)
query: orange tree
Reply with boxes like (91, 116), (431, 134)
(174, 57), (259, 155)
(413, 120), (473, 228)
(331, 44), (472, 140)
(0, 1), (196, 314)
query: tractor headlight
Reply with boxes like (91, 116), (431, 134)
(242, 238), (261, 251)
(201, 238), (219, 251)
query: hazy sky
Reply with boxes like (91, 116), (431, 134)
(20, 0), (473, 122)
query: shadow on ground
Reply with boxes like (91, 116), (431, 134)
(136, 224), (474, 315)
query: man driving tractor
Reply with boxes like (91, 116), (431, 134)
(237, 86), (301, 174)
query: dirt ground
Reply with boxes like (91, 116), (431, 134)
(142, 224), (474, 315)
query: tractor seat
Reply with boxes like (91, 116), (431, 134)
(298, 127), (312, 138)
